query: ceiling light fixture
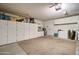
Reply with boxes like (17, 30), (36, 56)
(55, 3), (61, 11)
(49, 3), (62, 11)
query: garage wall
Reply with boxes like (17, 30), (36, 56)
(44, 15), (79, 35)
(43, 20), (54, 35)
(54, 15), (79, 32)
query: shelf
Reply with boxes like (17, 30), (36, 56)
(54, 22), (77, 26)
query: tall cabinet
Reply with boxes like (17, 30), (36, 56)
(25, 23), (30, 40)
(0, 20), (7, 45)
(16, 22), (25, 41)
(29, 23), (38, 39)
(0, 20), (1, 45)
(7, 21), (16, 43)
(0, 20), (44, 46)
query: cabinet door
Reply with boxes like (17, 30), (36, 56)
(41, 31), (44, 36)
(0, 20), (2, 45)
(25, 23), (30, 40)
(0, 20), (7, 45)
(16, 22), (25, 41)
(78, 32), (79, 40)
(37, 32), (44, 37)
(29, 23), (38, 39)
(7, 21), (16, 43)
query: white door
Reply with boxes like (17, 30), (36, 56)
(0, 20), (7, 45)
(7, 21), (16, 43)
(16, 22), (25, 41)
(29, 23), (38, 39)
(25, 23), (30, 40)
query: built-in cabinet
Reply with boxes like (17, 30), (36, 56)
(0, 20), (1, 45)
(29, 23), (38, 39)
(0, 20), (44, 45)
(16, 22), (25, 41)
(25, 23), (30, 40)
(8, 21), (16, 43)
(0, 20), (7, 45)
(37, 31), (44, 37)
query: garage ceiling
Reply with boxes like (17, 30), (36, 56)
(0, 3), (79, 21)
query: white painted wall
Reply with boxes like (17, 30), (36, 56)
(44, 15), (79, 36)
(35, 19), (44, 37)
(43, 20), (54, 35)
(35, 19), (43, 27)
(54, 16), (79, 32)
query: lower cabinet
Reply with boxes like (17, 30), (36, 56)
(37, 31), (44, 37)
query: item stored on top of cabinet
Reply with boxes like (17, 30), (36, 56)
(29, 18), (35, 23)
(16, 19), (24, 22)
(0, 12), (11, 20)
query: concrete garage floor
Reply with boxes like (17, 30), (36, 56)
(76, 41), (79, 55)
(0, 43), (26, 55)
(0, 36), (78, 55)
